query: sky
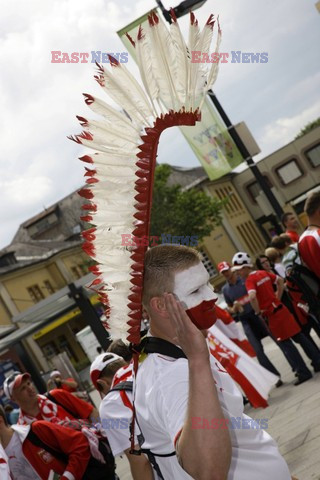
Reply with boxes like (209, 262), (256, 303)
(0, 0), (319, 248)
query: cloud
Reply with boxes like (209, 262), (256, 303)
(258, 100), (320, 156)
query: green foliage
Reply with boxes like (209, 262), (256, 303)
(295, 117), (320, 139)
(150, 164), (226, 242)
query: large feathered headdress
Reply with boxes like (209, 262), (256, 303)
(69, 10), (221, 345)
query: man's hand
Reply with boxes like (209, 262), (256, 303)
(164, 293), (209, 362)
(164, 293), (231, 480)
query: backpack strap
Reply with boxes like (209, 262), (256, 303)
(139, 448), (176, 480)
(136, 336), (187, 360)
(46, 392), (79, 418)
(107, 381), (133, 395)
(130, 337), (186, 479)
(27, 426), (68, 464)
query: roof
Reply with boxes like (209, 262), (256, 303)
(11, 186), (87, 245)
(168, 165), (207, 188)
(0, 239), (82, 275)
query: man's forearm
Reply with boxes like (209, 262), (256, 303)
(177, 357), (231, 480)
(126, 448), (154, 480)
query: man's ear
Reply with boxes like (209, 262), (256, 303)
(149, 296), (169, 318)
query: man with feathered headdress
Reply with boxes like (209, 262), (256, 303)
(73, 10), (294, 480)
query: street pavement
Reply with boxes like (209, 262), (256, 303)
(115, 331), (320, 480)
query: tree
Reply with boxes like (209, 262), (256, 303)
(150, 164), (226, 243)
(295, 117), (320, 139)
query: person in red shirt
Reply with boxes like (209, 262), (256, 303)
(0, 405), (91, 480)
(281, 212), (300, 243)
(3, 372), (99, 426)
(232, 252), (320, 385)
(48, 370), (78, 393)
(298, 191), (320, 279)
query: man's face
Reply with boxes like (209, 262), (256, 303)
(221, 268), (232, 281)
(286, 214), (299, 229)
(11, 378), (37, 405)
(173, 262), (217, 330)
(237, 266), (249, 279)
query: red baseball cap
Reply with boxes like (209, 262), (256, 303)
(3, 371), (31, 399)
(217, 261), (231, 273)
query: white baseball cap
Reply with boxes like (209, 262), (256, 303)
(50, 370), (61, 378)
(90, 353), (122, 389)
(3, 371), (31, 399)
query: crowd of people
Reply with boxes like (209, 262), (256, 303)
(1, 192), (319, 479)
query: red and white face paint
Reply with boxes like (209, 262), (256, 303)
(173, 262), (218, 330)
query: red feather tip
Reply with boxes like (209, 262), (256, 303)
(86, 177), (99, 185)
(94, 75), (105, 87)
(81, 203), (97, 212)
(95, 61), (104, 72)
(108, 55), (119, 66)
(83, 93), (94, 105)
(84, 167), (97, 176)
(78, 188), (94, 199)
(137, 25), (144, 41)
(148, 14), (154, 27)
(76, 116), (88, 127)
(70, 131), (93, 144)
(79, 155), (93, 163)
(170, 8), (177, 22)
(125, 32), (135, 47)
(80, 215), (93, 222)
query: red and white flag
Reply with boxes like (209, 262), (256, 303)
(208, 318), (278, 408)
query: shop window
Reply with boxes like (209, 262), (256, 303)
(57, 335), (78, 363)
(199, 250), (218, 278)
(27, 284), (45, 303)
(305, 143), (320, 168)
(42, 341), (59, 360)
(275, 159), (303, 185)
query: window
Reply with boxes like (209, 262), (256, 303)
(246, 176), (273, 203)
(71, 266), (82, 279)
(44, 280), (55, 294)
(199, 250), (218, 278)
(42, 341), (59, 360)
(27, 209), (59, 238)
(305, 143), (320, 168)
(275, 159), (303, 185)
(27, 284), (45, 303)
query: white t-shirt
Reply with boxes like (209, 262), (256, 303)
(135, 348), (291, 480)
(0, 443), (11, 480)
(5, 431), (41, 480)
(99, 365), (133, 457)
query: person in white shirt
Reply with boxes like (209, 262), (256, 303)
(90, 352), (153, 480)
(134, 244), (295, 480)
(0, 440), (12, 480)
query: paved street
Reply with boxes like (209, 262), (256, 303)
(115, 331), (320, 480)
